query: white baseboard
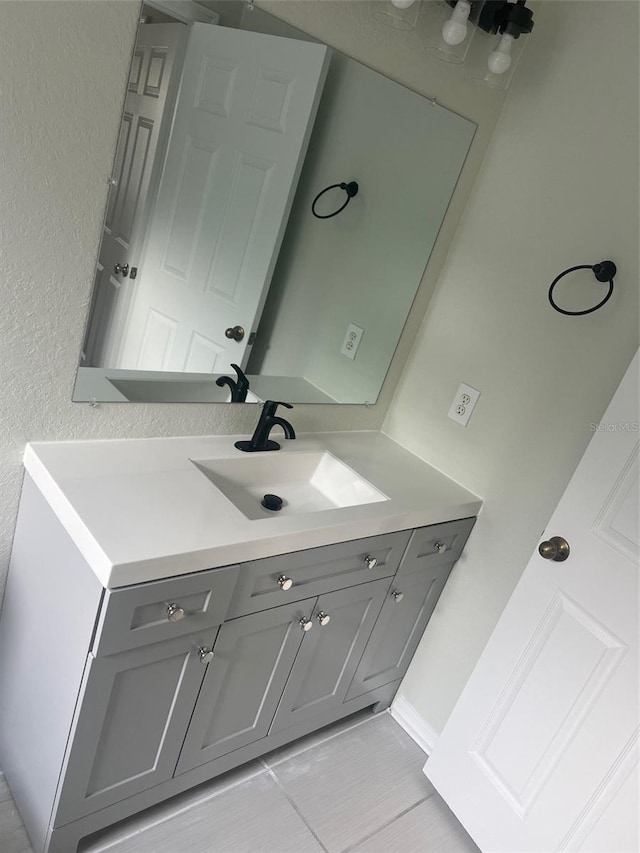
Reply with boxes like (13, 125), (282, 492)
(390, 694), (440, 756)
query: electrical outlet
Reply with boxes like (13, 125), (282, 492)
(340, 323), (364, 360)
(448, 383), (480, 426)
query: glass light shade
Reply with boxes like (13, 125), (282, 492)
(372, 0), (421, 31)
(421, 0), (484, 63)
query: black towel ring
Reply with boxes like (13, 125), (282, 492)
(311, 181), (359, 219)
(548, 260), (617, 316)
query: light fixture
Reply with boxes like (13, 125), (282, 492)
(442, 0), (472, 46)
(472, 0), (534, 88)
(421, 0), (486, 64)
(403, 0), (533, 86)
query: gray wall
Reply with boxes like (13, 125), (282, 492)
(249, 48), (474, 404)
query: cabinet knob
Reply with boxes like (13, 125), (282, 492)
(434, 541), (448, 554)
(317, 611), (331, 626)
(278, 575), (294, 591)
(298, 617), (313, 632)
(166, 603), (185, 622)
(198, 647), (214, 664)
(364, 554), (377, 570)
(391, 590), (404, 603)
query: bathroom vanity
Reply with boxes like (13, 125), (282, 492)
(0, 432), (480, 852)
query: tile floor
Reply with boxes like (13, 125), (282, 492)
(0, 711), (479, 853)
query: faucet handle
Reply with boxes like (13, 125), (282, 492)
(263, 400), (293, 415)
(230, 364), (249, 388)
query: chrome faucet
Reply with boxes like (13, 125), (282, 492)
(235, 401), (296, 452)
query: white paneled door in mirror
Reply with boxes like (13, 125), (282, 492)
(82, 24), (187, 370)
(117, 24), (329, 375)
(73, 4), (476, 405)
(426, 351), (639, 853)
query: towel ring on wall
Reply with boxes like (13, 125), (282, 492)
(548, 260), (617, 316)
(311, 181), (359, 219)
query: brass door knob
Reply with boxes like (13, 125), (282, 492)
(538, 536), (570, 562)
(225, 325), (245, 342)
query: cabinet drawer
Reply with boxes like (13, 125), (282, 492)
(226, 530), (412, 619)
(397, 517), (476, 576)
(93, 565), (240, 656)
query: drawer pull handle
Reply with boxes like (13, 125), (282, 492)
(166, 603), (186, 622)
(198, 647), (214, 664)
(434, 541), (448, 554)
(364, 555), (377, 570)
(392, 590), (404, 603)
(317, 611), (331, 627)
(278, 575), (294, 591)
(299, 617), (313, 632)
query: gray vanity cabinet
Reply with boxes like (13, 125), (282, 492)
(177, 578), (392, 772)
(270, 579), (391, 733)
(345, 563), (452, 700)
(176, 601), (308, 774)
(55, 631), (213, 825)
(345, 517), (476, 700)
(0, 478), (477, 853)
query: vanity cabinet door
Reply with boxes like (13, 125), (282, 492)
(345, 561), (455, 701)
(269, 579), (391, 734)
(54, 631), (212, 826)
(175, 601), (309, 775)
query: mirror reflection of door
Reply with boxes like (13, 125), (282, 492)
(74, 5), (477, 406)
(82, 23), (187, 368)
(90, 22), (329, 375)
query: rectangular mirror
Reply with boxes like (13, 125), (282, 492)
(73, 1), (476, 405)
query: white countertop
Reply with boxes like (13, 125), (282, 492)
(24, 431), (482, 588)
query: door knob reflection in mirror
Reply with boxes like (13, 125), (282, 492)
(538, 536), (570, 562)
(113, 263), (129, 277)
(225, 325), (245, 342)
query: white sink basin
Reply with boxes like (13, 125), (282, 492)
(191, 451), (389, 520)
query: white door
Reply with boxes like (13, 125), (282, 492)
(83, 23), (186, 368)
(426, 351), (639, 853)
(117, 24), (329, 374)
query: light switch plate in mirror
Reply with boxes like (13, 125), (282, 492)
(73, 2), (475, 405)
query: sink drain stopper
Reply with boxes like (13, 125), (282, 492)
(261, 494), (284, 512)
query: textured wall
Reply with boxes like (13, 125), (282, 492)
(386, 0), (640, 733)
(0, 0), (505, 600)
